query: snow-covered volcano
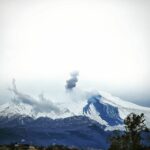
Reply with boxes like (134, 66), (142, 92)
(0, 79), (150, 129)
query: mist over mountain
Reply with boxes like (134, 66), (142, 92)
(1, 74), (150, 127)
(0, 73), (150, 149)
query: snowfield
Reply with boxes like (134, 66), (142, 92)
(0, 80), (150, 130)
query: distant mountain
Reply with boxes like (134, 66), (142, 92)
(0, 90), (150, 129)
(0, 80), (150, 149)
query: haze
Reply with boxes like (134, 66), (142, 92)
(0, 0), (150, 106)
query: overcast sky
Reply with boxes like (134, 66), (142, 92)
(0, 0), (150, 106)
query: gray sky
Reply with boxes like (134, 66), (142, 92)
(0, 0), (150, 106)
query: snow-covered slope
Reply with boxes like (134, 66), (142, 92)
(0, 101), (74, 119)
(0, 80), (150, 130)
(82, 92), (150, 129)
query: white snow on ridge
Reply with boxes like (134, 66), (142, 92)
(98, 91), (150, 127)
(0, 80), (150, 130)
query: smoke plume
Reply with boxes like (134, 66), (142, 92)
(65, 71), (79, 90)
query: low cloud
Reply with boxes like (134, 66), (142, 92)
(10, 79), (61, 114)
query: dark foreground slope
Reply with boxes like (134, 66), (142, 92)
(0, 116), (111, 150)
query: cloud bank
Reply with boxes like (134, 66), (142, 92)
(10, 79), (61, 114)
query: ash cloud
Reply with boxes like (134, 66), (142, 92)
(9, 79), (61, 114)
(65, 71), (79, 90)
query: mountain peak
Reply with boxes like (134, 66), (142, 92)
(83, 94), (123, 126)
